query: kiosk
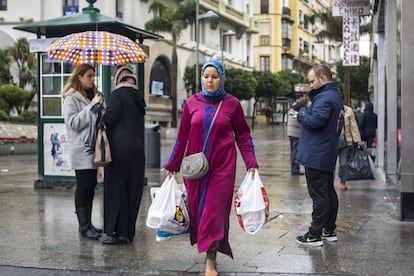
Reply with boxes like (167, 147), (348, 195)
(13, 0), (161, 188)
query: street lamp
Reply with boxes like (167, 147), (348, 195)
(221, 29), (235, 63)
(195, 2), (219, 93)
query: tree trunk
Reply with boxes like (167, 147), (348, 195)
(344, 67), (350, 106)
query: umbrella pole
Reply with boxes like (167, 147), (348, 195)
(101, 66), (111, 101)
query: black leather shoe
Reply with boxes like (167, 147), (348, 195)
(90, 224), (103, 234)
(79, 226), (100, 240)
(101, 235), (129, 245)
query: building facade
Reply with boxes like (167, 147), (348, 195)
(370, 0), (414, 220)
(0, 0), (257, 127)
(253, 0), (340, 76)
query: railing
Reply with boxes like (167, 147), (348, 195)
(260, 35), (270, 46)
(281, 31), (291, 39)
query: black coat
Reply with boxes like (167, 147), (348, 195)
(102, 85), (146, 240)
(360, 102), (377, 147)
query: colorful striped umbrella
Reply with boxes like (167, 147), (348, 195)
(46, 31), (148, 66)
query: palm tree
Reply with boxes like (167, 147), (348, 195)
(315, 8), (371, 43)
(0, 48), (12, 85)
(314, 8), (343, 43)
(314, 8), (371, 105)
(8, 38), (36, 111)
(145, 0), (196, 128)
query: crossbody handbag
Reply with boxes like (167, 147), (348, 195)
(94, 112), (112, 167)
(180, 101), (223, 180)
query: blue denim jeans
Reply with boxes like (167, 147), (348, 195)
(289, 136), (300, 174)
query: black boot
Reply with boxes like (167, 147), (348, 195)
(87, 205), (102, 234)
(76, 207), (100, 240)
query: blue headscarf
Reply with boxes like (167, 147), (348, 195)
(200, 59), (226, 102)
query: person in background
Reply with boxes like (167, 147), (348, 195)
(354, 106), (363, 133)
(265, 105), (273, 125)
(61, 64), (103, 240)
(162, 59), (258, 276)
(287, 92), (308, 175)
(360, 102), (378, 148)
(101, 66), (146, 245)
(338, 105), (364, 191)
(295, 64), (343, 247)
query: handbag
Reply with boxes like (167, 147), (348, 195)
(180, 101), (223, 180)
(94, 114), (112, 166)
(234, 170), (269, 235)
(83, 103), (104, 154)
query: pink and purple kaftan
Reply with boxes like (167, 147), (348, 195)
(164, 92), (258, 258)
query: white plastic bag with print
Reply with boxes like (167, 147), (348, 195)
(146, 176), (190, 234)
(234, 170), (269, 235)
(150, 185), (190, 241)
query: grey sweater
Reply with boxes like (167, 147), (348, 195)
(62, 88), (97, 170)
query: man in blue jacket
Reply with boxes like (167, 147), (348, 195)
(295, 64), (344, 246)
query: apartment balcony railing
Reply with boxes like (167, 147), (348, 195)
(281, 31), (291, 40)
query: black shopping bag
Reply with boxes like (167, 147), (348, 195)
(345, 146), (375, 181)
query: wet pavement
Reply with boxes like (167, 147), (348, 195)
(0, 124), (413, 276)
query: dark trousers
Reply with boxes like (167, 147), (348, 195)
(305, 167), (338, 236)
(289, 136), (300, 174)
(366, 136), (374, 148)
(75, 169), (98, 208)
(338, 146), (353, 183)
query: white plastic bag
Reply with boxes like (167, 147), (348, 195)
(150, 185), (190, 241)
(234, 170), (269, 235)
(146, 176), (190, 234)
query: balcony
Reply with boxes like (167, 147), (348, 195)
(282, 7), (291, 18)
(282, 17), (294, 27)
(260, 35), (270, 46)
(282, 38), (291, 49)
(201, 0), (251, 37)
(246, 17), (259, 34)
(282, 31), (291, 40)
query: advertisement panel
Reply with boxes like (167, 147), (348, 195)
(43, 123), (75, 177)
(343, 16), (360, 66)
(332, 0), (370, 16)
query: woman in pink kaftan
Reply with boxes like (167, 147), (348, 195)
(163, 59), (258, 276)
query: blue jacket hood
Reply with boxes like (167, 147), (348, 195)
(364, 102), (373, 112)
